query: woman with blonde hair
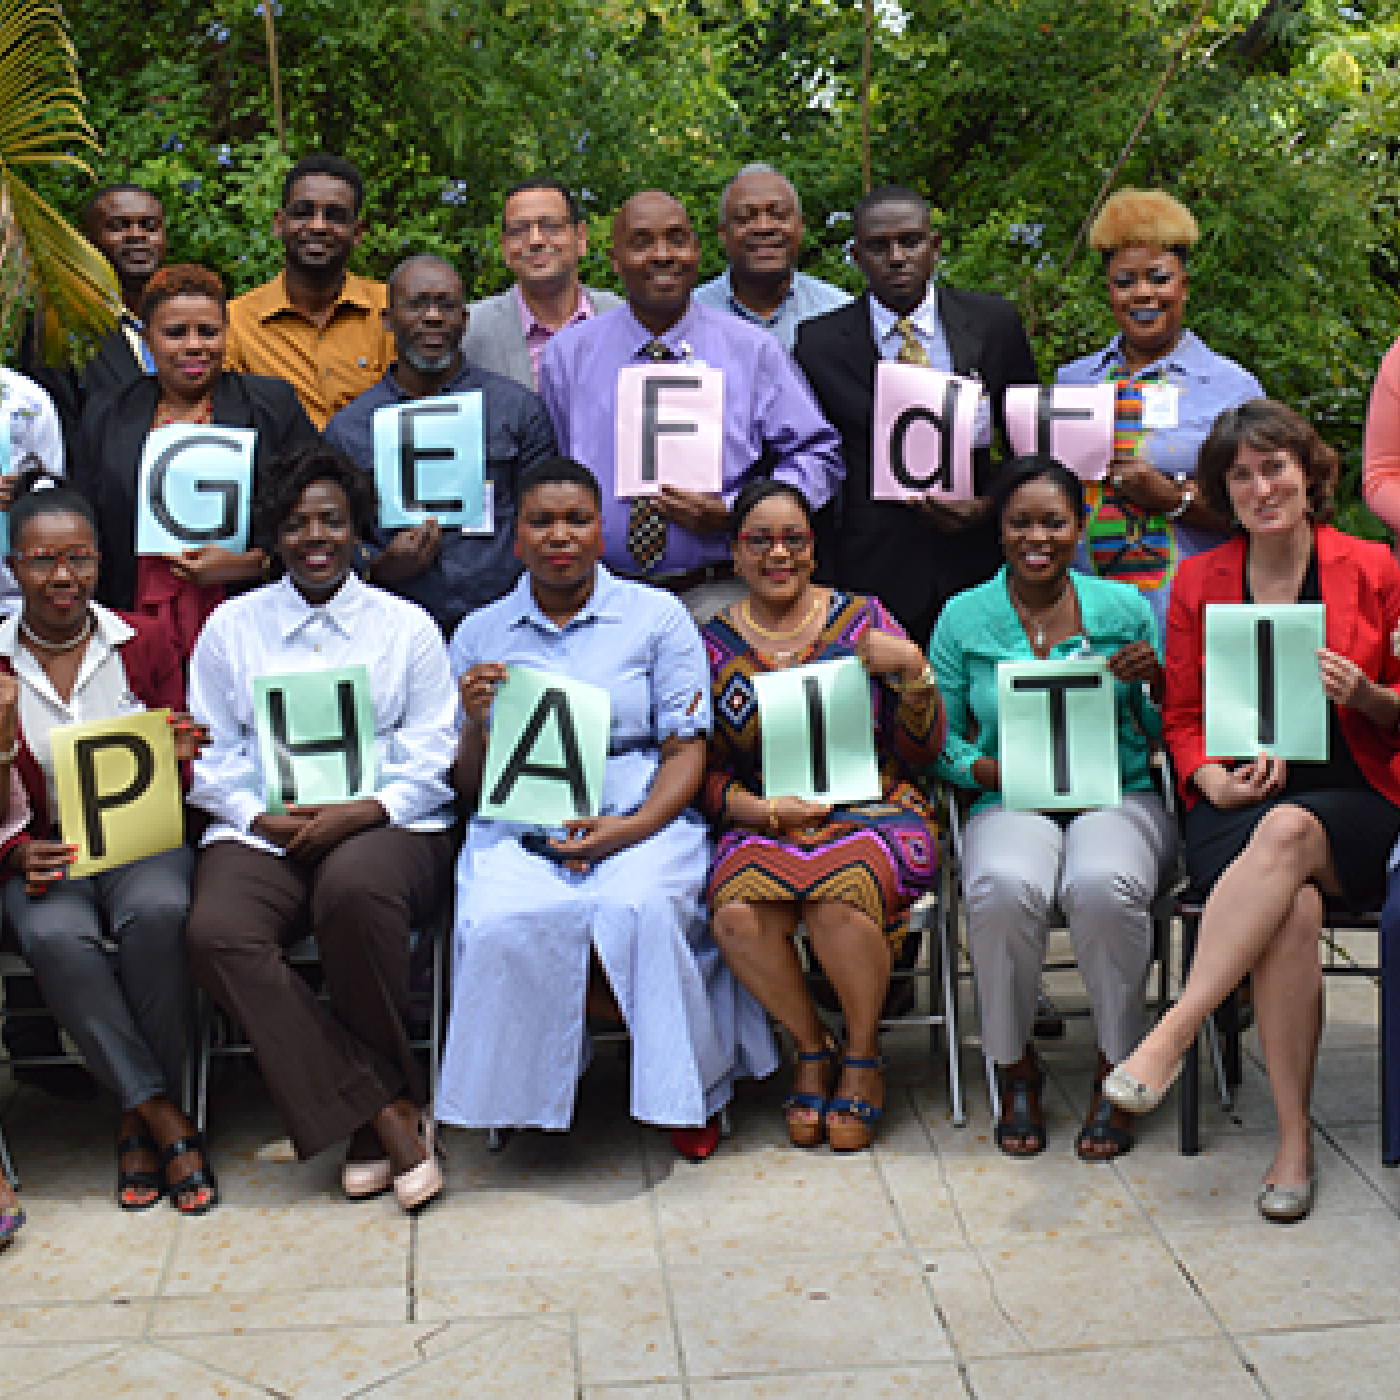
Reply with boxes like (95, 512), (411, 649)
(1056, 188), (1264, 635)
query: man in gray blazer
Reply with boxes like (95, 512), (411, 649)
(462, 178), (622, 390)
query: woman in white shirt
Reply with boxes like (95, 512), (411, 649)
(0, 474), (214, 1218)
(185, 445), (457, 1212)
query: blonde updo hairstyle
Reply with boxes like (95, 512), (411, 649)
(1089, 189), (1199, 266)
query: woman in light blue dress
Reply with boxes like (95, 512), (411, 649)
(437, 457), (777, 1159)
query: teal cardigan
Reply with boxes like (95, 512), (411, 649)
(928, 566), (1162, 814)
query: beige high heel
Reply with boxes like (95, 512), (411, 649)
(392, 1116), (444, 1212)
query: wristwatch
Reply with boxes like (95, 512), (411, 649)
(1165, 478), (1195, 522)
(891, 663), (937, 693)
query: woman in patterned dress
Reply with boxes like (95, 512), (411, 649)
(701, 480), (945, 1151)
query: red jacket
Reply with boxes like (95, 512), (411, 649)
(1163, 525), (1400, 811)
(0, 611), (185, 872)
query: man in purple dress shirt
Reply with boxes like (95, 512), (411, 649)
(539, 190), (844, 619)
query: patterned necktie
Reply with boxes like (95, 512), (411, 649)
(626, 339), (672, 572)
(894, 316), (930, 367)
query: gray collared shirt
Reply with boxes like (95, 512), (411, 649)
(693, 269), (850, 352)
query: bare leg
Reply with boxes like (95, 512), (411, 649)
(1253, 882), (1325, 1187)
(803, 899), (892, 1116)
(711, 901), (819, 1123)
(1118, 806), (1335, 1089)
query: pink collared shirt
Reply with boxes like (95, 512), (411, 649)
(515, 282), (596, 388)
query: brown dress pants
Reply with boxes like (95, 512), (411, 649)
(186, 826), (454, 1159)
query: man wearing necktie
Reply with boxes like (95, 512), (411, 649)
(795, 185), (1039, 647)
(539, 190), (844, 621)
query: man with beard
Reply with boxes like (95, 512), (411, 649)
(20, 183), (168, 448)
(694, 164), (849, 352)
(224, 154), (393, 429)
(323, 254), (556, 635)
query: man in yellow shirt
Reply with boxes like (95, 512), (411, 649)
(224, 154), (393, 429)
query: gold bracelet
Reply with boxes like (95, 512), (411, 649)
(892, 663), (936, 693)
(766, 798), (778, 833)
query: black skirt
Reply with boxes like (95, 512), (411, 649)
(1182, 788), (1400, 913)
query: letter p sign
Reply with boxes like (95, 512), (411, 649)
(51, 711), (186, 876)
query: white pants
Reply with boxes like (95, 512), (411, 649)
(962, 793), (1177, 1066)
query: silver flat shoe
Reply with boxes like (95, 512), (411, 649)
(1102, 1060), (1182, 1116)
(1257, 1173), (1317, 1224)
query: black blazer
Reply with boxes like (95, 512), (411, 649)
(71, 371), (318, 611)
(794, 287), (1039, 643)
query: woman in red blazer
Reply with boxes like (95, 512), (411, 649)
(1107, 401), (1400, 1223)
(0, 474), (217, 1223)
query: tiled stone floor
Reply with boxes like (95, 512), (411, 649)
(1, 927), (1397, 1397)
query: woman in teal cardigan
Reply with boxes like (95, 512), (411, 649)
(929, 455), (1176, 1161)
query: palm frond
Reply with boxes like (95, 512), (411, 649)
(0, 0), (118, 359)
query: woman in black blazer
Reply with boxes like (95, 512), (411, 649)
(72, 265), (317, 657)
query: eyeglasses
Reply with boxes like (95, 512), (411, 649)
(14, 547), (100, 576)
(283, 201), (354, 226)
(397, 293), (465, 316)
(736, 529), (814, 555)
(502, 216), (574, 241)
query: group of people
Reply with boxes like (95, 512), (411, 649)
(0, 150), (1398, 1254)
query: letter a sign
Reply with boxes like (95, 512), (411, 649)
(478, 666), (611, 825)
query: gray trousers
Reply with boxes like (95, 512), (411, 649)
(5, 845), (194, 1111)
(962, 793), (1177, 1067)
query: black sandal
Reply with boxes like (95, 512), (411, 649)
(1076, 1093), (1134, 1162)
(160, 1134), (220, 1216)
(116, 1132), (164, 1212)
(994, 1069), (1047, 1157)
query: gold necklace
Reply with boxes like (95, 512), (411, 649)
(740, 593), (822, 643)
(1009, 576), (1072, 650)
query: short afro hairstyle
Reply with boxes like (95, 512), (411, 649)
(281, 153), (366, 215)
(515, 456), (602, 516)
(1089, 189), (1198, 263)
(138, 264), (227, 325)
(254, 444), (379, 546)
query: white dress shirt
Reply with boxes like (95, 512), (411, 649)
(187, 573), (457, 855)
(0, 368), (67, 613)
(0, 604), (139, 819)
(868, 284), (993, 449)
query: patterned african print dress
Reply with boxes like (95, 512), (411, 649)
(700, 591), (944, 953)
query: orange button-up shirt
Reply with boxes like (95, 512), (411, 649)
(224, 270), (393, 430)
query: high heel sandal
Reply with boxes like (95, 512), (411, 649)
(116, 1131), (164, 1211)
(825, 1052), (886, 1153)
(159, 1134), (219, 1216)
(783, 1037), (839, 1148)
(393, 1116), (444, 1212)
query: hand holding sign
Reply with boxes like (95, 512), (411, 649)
(477, 666), (610, 825)
(1005, 385), (1115, 481)
(50, 710), (186, 877)
(872, 362), (979, 503)
(1204, 604), (1327, 761)
(752, 656), (881, 805)
(997, 657), (1121, 811)
(136, 424), (255, 556)
(253, 665), (378, 813)
(615, 365), (724, 497)
(372, 392), (485, 529)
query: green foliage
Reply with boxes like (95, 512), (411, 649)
(23, 0), (1400, 530)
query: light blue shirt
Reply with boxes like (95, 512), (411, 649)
(694, 269), (851, 352)
(449, 565), (712, 820)
(1055, 329), (1264, 634)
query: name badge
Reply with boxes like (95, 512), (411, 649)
(1140, 383), (1179, 430)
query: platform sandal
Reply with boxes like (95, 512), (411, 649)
(825, 1052), (885, 1153)
(783, 1036), (839, 1148)
(160, 1134), (220, 1216)
(116, 1131), (164, 1211)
